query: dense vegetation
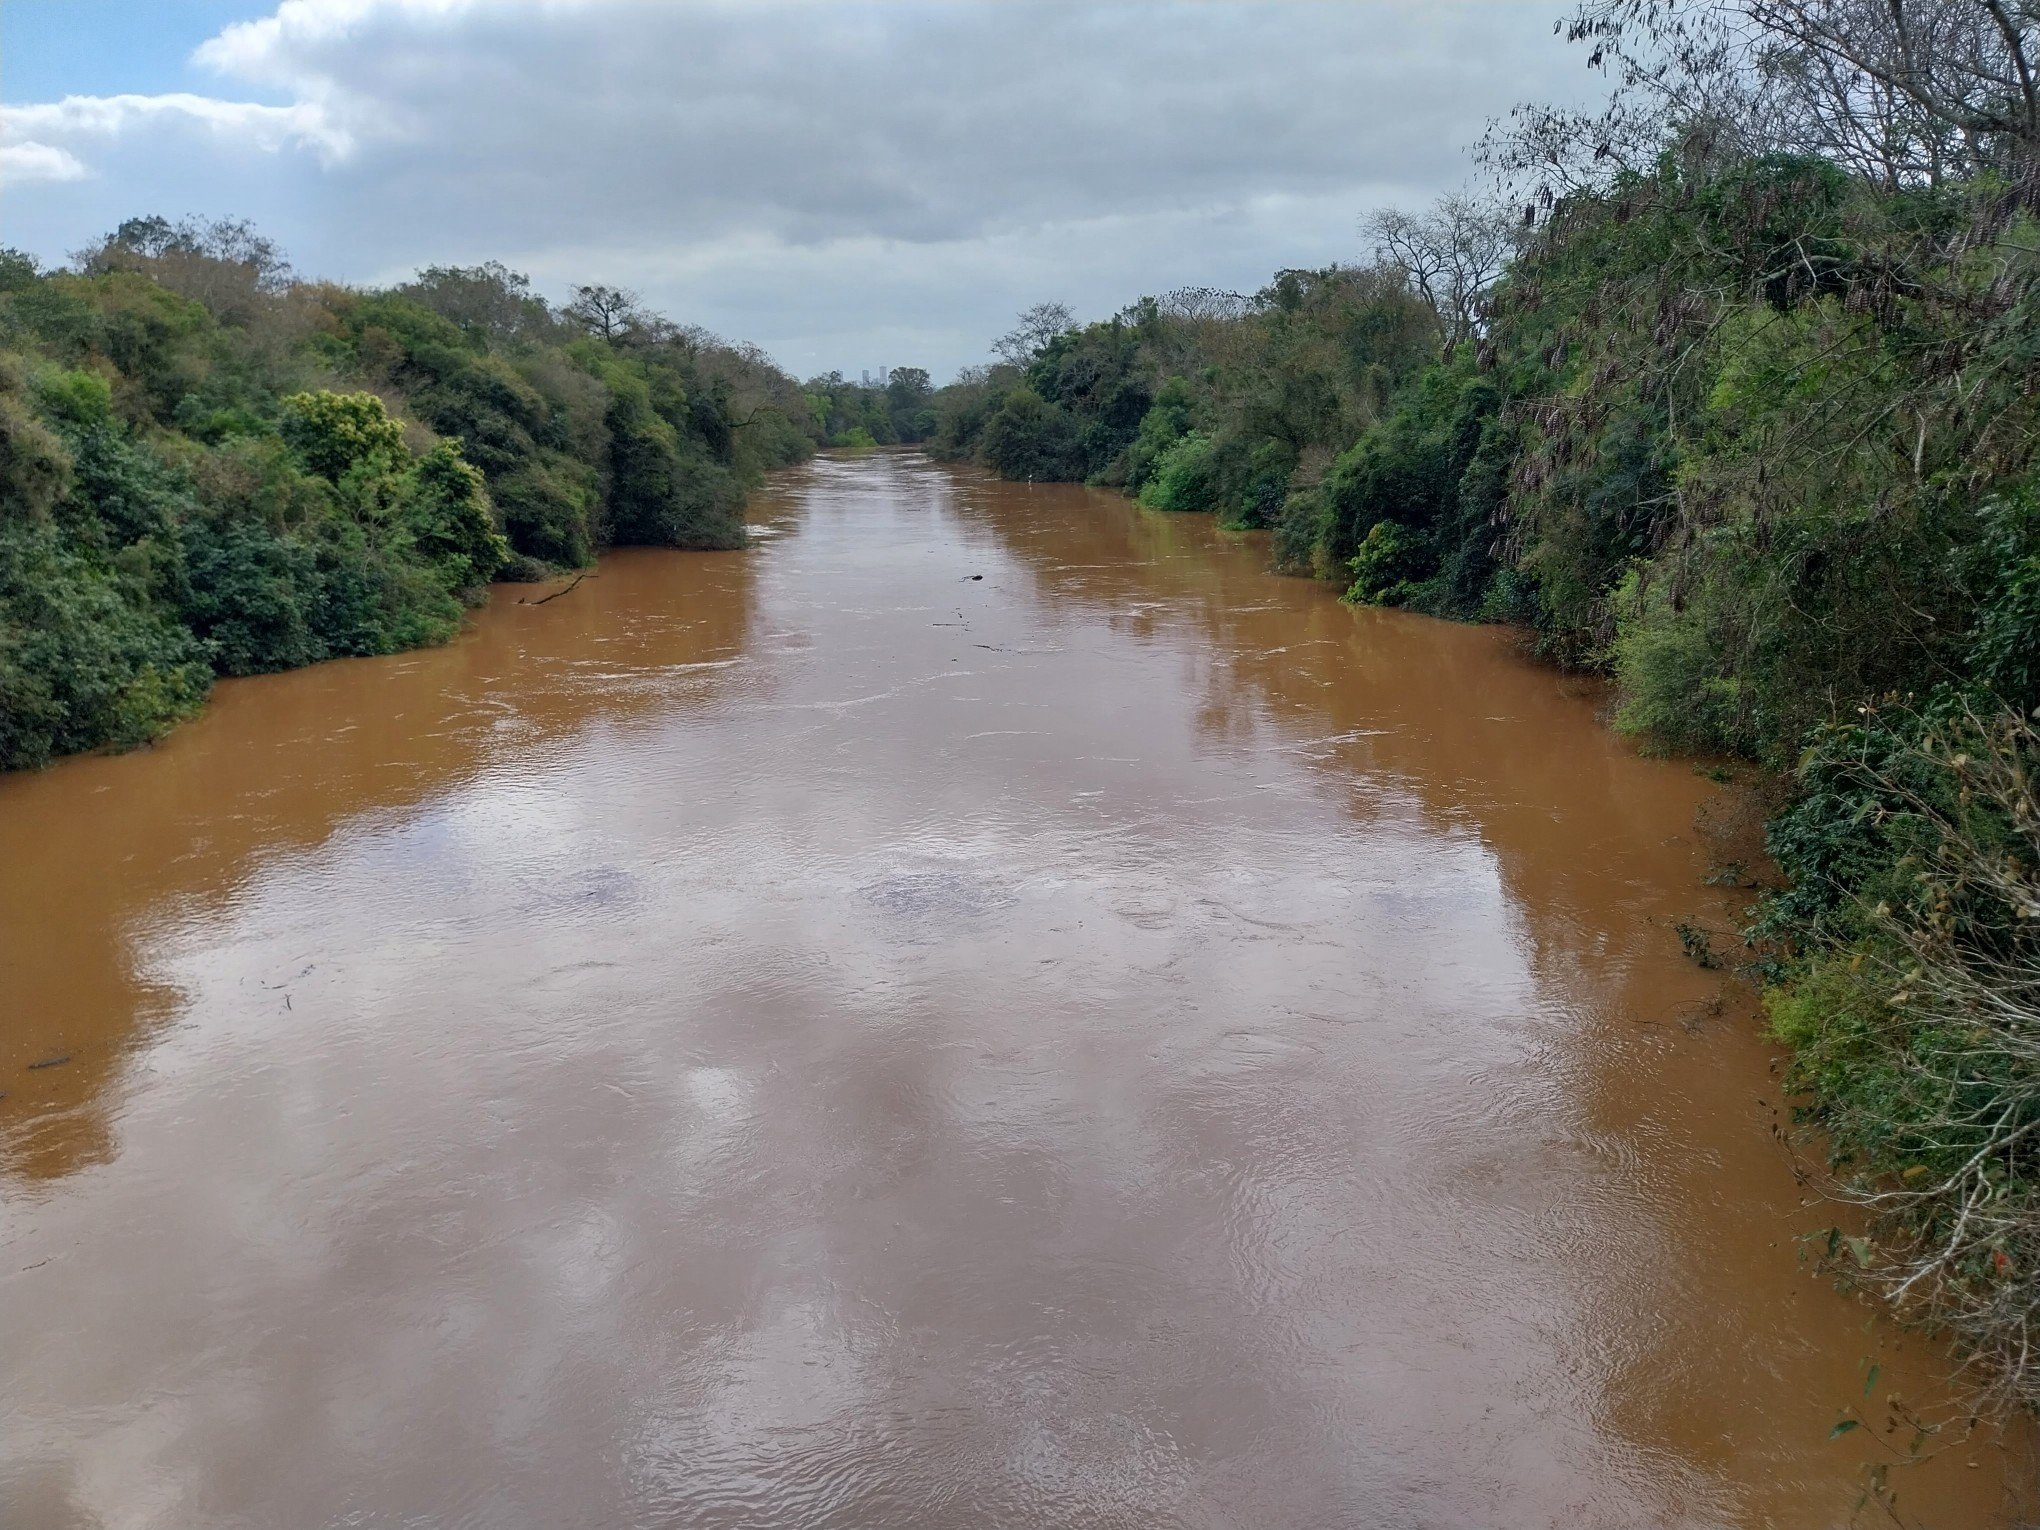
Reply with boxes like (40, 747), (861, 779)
(802, 367), (936, 449)
(936, 0), (2040, 1410)
(0, 219), (822, 771)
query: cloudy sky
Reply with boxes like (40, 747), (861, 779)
(2, 0), (1599, 379)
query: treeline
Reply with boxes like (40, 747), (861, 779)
(0, 218), (823, 771)
(803, 367), (936, 449)
(938, 0), (2040, 1410)
(935, 174), (2040, 756)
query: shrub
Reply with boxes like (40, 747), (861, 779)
(406, 441), (510, 590)
(1137, 430), (1218, 511)
(978, 388), (1083, 482)
(0, 518), (208, 768)
(1343, 519), (1428, 606)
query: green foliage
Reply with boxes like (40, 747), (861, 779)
(1124, 379), (1199, 489)
(1765, 956), (1884, 1077)
(407, 441), (511, 590)
(1316, 366), (1504, 613)
(1609, 567), (1756, 756)
(978, 388), (1083, 482)
(593, 357), (745, 550)
(0, 218), (820, 771)
(1228, 439), (1296, 531)
(1969, 488), (2040, 713)
(1136, 430), (1218, 511)
(928, 369), (1006, 459)
(280, 390), (409, 482)
(0, 368), (73, 520)
(0, 517), (209, 769)
(803, 368), (936, 448)
(1343, 520), (1428, 606)
(1747, 699), (2040, 1397)
(1023, 319), (1151, 480)
(35, 367), (114, 428)
(943, 271), (1431, 500)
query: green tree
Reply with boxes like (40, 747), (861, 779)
(279, 391), (408, 483)
(406, 441), (510, 590)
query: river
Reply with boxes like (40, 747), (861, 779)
(0, 453), (2028, 1528)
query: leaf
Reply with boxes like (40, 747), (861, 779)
(1844, 1236), (1873, 1268)
(1863, 1363), (1880, 1397)
(1831, 1418), (1861, 1439)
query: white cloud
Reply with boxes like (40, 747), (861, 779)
(0, 92), (350, 166)
(1, 1), (1603, 375)
(0, 139), (89, 185)
(194, 0), (496, 80)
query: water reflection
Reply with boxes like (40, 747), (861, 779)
(0, 544), (761, 1183)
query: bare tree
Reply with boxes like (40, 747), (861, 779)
(1737, 0), (2040, 187)
(1366, 197), (1515, 359)
(1154, 286), (1258, 322)
(666, 323), (724, 359)
(1503, 1), (2040, 202)
(993, 301), (1076, 366)
(563, 283), (649, 343)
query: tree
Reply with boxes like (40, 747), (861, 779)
(72, 214), (295, 324)
(1366, 197), (1514, 359)
(564, 283), (649, 343)
(0, 364), (72, 520)
(404, 262), (550, 341)
(278, 391), (408, 484)
(85, 214), (294, 288)
(0, 248), (39, 292)
(1506, 1), (2040, 201)
(884, 366), (935, 440)
(885, 366), (932, 403)
(1743, 0), (2040, 190)
(993, 302), (1076, 366)
(406, 442), (510, 590)
(977, 387), (1081, 480)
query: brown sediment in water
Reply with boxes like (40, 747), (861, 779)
(0, 453), (2030, 1527)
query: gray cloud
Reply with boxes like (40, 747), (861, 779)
(2, 0), (1600, 377)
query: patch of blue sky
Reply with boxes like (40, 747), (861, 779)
(3, 2), (281, 104)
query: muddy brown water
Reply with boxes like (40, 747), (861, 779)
(0, 454), (2030, 1529)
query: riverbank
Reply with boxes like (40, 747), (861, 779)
(0, 237), (817, 773)
(970, 431), (2040, 1436)
(932, 171), (2040, 1410)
